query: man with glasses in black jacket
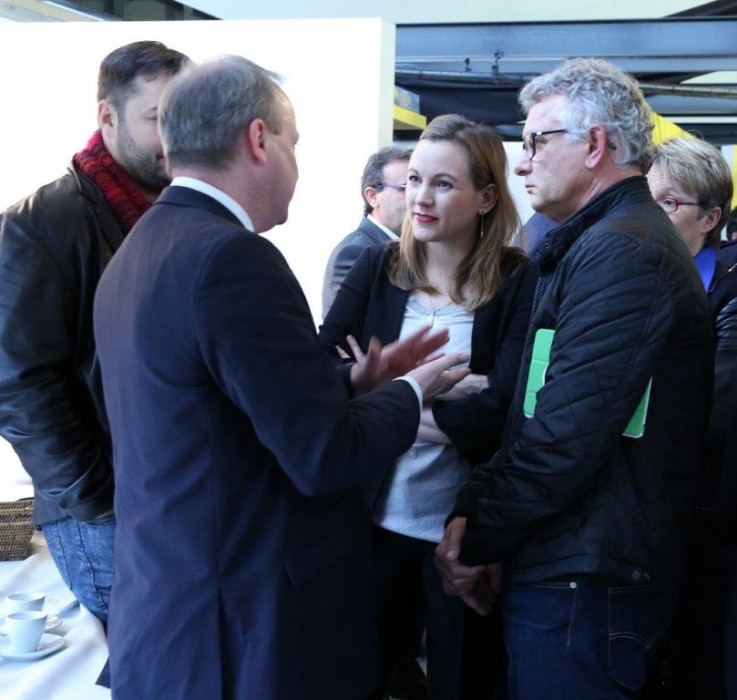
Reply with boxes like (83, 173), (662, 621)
(436, 58), (714, 700)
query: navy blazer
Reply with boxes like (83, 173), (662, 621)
(319, 244), (538, 467)
(93, 186), (422, 699)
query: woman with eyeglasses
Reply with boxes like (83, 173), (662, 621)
(319, 114), (537, 699)
(646, 136), (737, 700)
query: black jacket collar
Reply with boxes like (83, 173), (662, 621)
(531, 176), (652, 272)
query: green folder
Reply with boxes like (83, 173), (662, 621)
(523, 328), (652, 439)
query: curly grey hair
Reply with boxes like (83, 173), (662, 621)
(519, 58), (654, 171)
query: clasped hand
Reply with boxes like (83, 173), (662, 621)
(435, 516), (502, 616)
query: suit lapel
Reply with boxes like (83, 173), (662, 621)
(359, 218), (392, 246)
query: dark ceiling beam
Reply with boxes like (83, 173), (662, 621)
(394, 18), (737, 135)
(646, 94), (737, 115)
(396, 18), (737, 77)
(68, 0), (214, 20)
(670, 0), (737, 16)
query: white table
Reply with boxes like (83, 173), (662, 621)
(0, 531), (111, 700)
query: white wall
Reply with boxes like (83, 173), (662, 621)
(0, 17), (396, 493)
(504, 142), (534, 225)
(0, 18), (396, 322)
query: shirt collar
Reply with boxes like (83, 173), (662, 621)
(367, 214), (399, 241)
(171, 176), (254, 231)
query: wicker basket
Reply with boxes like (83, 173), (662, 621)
(0, 498), (34, 561)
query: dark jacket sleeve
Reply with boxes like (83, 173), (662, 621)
(196, 235), (419, 499)
(432, 261), (537, 465)
(707, 294), (737, 448)
(0, 202), (113, 520)
(715, 358), (737, 544)
(455, 233), (685, 564)
(706, 288), (737, 537)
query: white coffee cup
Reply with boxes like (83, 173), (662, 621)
(4, 592), (45, 613)
(5, 611), (47, 653)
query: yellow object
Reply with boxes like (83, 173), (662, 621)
(650, 114), (737, 209)
(651, 113), (693, 144)
(393, 104), (427, 131)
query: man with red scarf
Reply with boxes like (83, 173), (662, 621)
(0, 40), (188, 624)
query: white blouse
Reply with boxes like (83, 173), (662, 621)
(373, 293), (474, 543)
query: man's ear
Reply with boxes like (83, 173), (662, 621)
(363, 186), (380, 211)
(246, 118), (269, 164)
(98, 99), (116, 131)
(584, 125), (610, 168)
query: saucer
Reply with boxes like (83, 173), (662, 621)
(0, 615), (62, 635)
(0, 633), (65, 661)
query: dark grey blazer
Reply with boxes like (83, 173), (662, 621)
(322, 216), (392, 318)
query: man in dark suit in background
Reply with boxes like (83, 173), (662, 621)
(322, 145), (411, 317)
(94, 55), (468, 699)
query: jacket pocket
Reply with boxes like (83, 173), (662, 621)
(608, 584), (677, 691)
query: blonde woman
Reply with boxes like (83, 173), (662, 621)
(320, 114), (537, 699)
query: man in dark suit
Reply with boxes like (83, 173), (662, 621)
(322, 145), (411, 317)
(93, 55), (467, 699)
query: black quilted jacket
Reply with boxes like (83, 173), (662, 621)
(454, 176), (715, 585)
(695, 259), (737, 540)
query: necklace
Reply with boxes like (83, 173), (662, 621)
(426, 297), (455, 327)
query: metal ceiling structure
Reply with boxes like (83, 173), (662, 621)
(395, 15), (737, 142)
(11, 1), (737, 143)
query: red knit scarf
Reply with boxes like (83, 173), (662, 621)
(73, 131), (152, 234)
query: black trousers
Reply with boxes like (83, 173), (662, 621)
(371, 526), (506, 700)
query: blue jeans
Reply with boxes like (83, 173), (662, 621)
(41, 514), (115, 624)
(503, 574), (678, 700)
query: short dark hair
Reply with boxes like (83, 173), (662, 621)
(97, 40), (189, 109)
(361, 146), (412, 216)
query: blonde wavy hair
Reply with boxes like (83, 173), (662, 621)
(388, 113), (524, 310)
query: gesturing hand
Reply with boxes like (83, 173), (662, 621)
(406, 354), (470, 403)
(348, 325), (451, 394)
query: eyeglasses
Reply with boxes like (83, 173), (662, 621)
(374, 183), (406, 192)
(521, 129), (570, 160)
(655, 197), (700, 214)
